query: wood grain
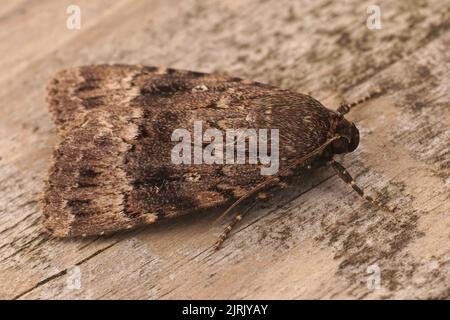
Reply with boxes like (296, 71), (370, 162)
(0, 0), (449, 299)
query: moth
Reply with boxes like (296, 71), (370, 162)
(43, 64), (391, 249)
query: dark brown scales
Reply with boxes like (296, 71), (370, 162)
(43, 64), (359, 238)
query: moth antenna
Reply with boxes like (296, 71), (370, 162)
(213, 200), (258, 251)
(213, 135), (342, 224)
(329, 159), (395, 213)
(337, 86), (383, 116)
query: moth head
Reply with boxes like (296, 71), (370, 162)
(332, 116), (359, 154)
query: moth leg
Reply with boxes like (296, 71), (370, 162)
(214, 135), (341, 224)
(337, 86), (383, 116)
(213, 200), (258, 251)
(329, 159), (395, 213)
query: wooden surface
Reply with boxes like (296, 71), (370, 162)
(1, 0), (449, 299)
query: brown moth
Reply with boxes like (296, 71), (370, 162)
(43, 64), (390, 248)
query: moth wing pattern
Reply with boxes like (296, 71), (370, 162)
(43, 64), (334, 237)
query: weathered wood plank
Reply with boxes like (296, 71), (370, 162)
(0, 0), (449, 299)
